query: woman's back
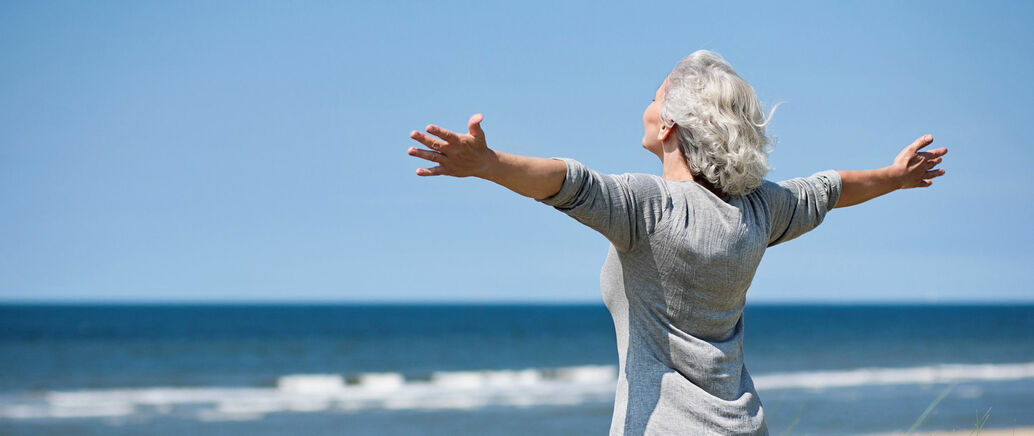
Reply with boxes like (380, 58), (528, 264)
(540, 158), (842, 435)
(407, 49), (945, 435)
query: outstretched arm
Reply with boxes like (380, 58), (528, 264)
(835, 134), (948, 208)
(407, 114), (567, 200)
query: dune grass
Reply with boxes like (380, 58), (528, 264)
(780, 382), (1001, 436)
(906, 383), (958, 434)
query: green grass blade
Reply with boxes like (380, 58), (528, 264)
(906, 383), (957, 434)
(972, 407), (991, 435)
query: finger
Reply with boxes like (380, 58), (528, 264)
(408, 147), (445, 163)
(907, 134), (934, 153)
(410, 130), (446, 151)
(916, 149), (947, 161)
(918, 150), (948, 160)
(918, 179), (933, 188)
(426, 124), (461, 144)
(924, 168), (946, 179)
(468, 113), (485, 138)
(416, 166), (448, 177)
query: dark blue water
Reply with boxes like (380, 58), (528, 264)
(0, 304), (618, 390)
(744, 304), (1034, 371)
(1, 303), (1032, 435)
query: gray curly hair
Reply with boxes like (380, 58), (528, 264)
(659, 50), (778, 195)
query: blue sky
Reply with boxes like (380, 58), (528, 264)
(1, 1), (1031, 303)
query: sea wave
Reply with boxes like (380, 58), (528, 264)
(2, 362), (1032, 422)
(753, 361), (1034, 390)
(0, 365), (618, 422)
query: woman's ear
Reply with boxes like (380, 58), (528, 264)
(658, 122), (675, 142)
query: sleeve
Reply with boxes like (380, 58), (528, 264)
(537, 158), (669, 252)
(766, 169), (842, 247)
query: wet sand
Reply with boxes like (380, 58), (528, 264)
(868, 428), (1034, 436)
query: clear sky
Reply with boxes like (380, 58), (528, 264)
(2, 1), (1032, 303)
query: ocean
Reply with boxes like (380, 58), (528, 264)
(1, 304), (1032, 435)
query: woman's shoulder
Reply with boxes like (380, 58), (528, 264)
(743, 179), (796, 210)
(592, 170), (666, 190)
(749, 179), (783, 196)
(613, 172), (674, 202)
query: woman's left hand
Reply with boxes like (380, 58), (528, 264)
(835, 134), (949, 208)
(889, 134), (948, 189)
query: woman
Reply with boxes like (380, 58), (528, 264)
(406, 50), (947, 435)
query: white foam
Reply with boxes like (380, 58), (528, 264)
(2, 366), (617, 421)
(430, 371), (484, 389)
(753, 361), (1034, 391)
(197, 409), (264, 422)
(46, 401), (135, 419)
(356, 373), (405, 391)
(490, 369), (540, 387)
(554, 365), (618, 383)
(3, 361), (1032, 422)
(277, 374), (345, 394)
(429, 369), (542, 389)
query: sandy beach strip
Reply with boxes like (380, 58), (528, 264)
(868, 428), (1034, 436)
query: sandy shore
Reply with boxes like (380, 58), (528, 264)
(868, 428), (1034, 436)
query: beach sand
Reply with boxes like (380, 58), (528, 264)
(868, 428), (1034, 436)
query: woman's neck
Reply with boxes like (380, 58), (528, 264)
(661, 153), (694, 182)
(660, 145), (725, 198)
(659, 140), (692, 181)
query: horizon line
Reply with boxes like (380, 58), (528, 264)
(1, 298), (1032, 306)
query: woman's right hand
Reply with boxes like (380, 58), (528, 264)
(406, 114), (568, 199)
(407, 113), (496, 178)
(888, 134), (948, 189)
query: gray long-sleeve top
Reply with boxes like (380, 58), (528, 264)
(539, 158), (842, 436)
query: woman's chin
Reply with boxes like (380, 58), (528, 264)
(641, 141), (659, 155)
